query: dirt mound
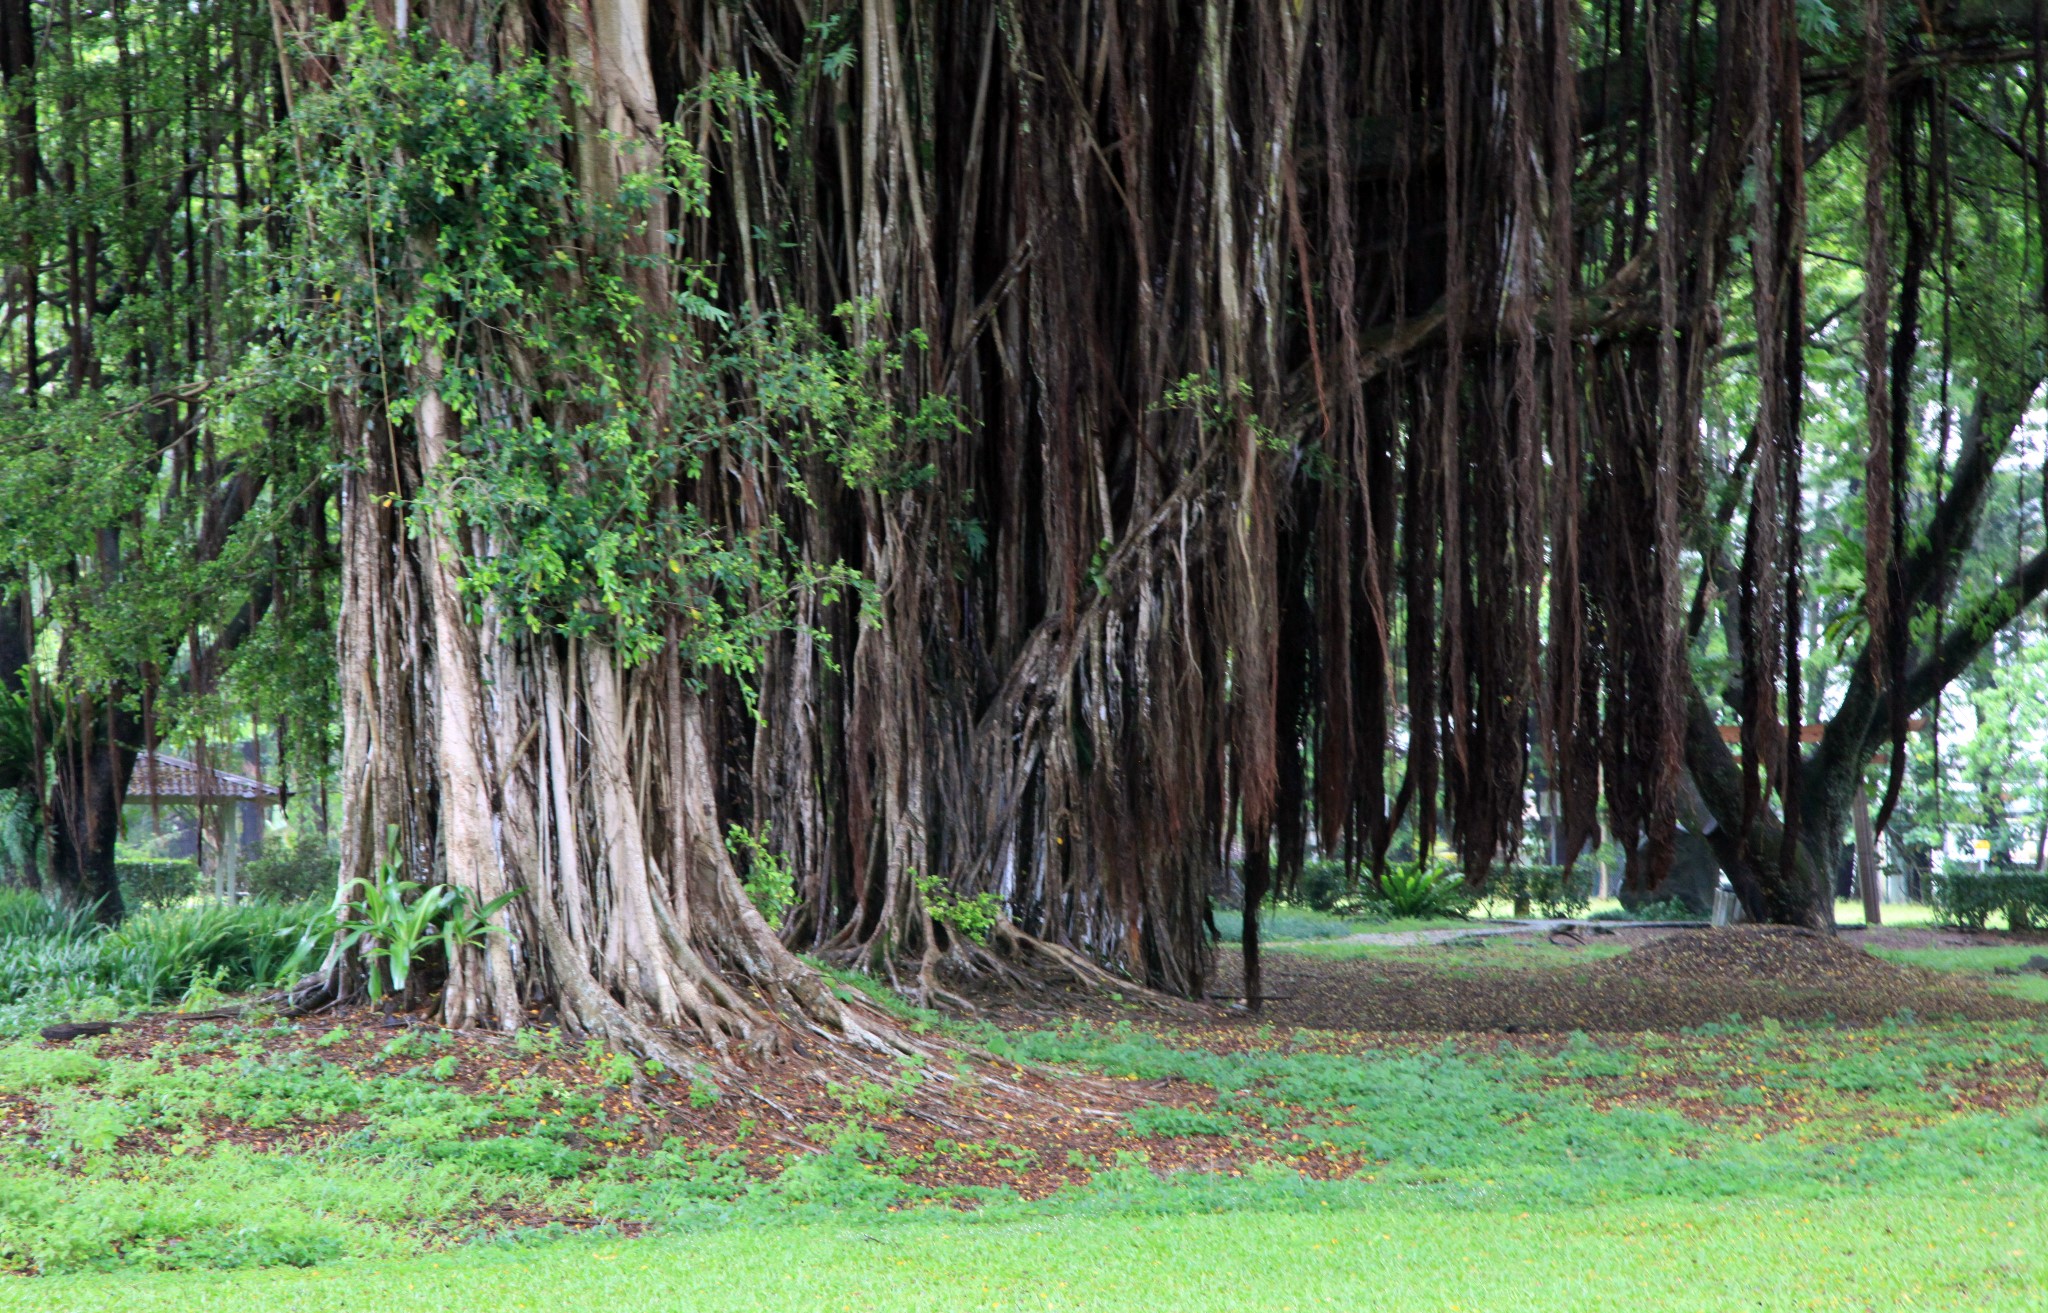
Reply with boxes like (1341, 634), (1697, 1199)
(1194, 927), (2043, 1034)
(1612, 926), (1927, 989)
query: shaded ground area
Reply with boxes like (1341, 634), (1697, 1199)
(1200, 926), (2048, 1032)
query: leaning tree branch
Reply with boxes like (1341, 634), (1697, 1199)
(1803, 375), (2034, 811)
(1875, 545), (2048, 733)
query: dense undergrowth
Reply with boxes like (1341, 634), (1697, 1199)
(0, 890), (328, 1033)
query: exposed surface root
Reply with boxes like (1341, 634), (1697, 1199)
(823, 919), (1200, 1018)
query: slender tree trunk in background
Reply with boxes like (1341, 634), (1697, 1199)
(1855, 781), (1881, 927)
(1240, 822), (1271, 1012)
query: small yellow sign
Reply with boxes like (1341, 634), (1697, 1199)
(1974, 839), (1993, 856)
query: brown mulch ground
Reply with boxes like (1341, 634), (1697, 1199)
(53, 1004), (1361, 1205)
(1197, 926), (2048, 1033)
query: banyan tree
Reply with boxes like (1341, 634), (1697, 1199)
(96, 0), (2044, 1046)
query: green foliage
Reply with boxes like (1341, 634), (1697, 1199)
(1365, 861), (1471, 919)
(279, 27), (949, 681)
(337, 828), (519, 1001)
(115, 859), (201, 911)
(1588, 896), (1697, 923)
(0, 891), (329, 1031)
(1930, 869), (2048, 931)
(581, 1040), (637, 1089)
(0, 0), (337, 797)
(101, 903), (331, 1004)
(513, 1026), (557, 1058)
(0, 889), (97, 942)
(1290, 859), (1349, 912)
(1211, 905), (1387, 943)
(724, 824), (794, 931)
(0, 787), (39, 889)
(0, 691), (36, 793)
(1155, 371), (1273, 448)
(239, 836), (338, 905)
(1479, 864), (1593, 919)
(1121, 1104), (1238, 1138)
(913, 870), (1001, 945)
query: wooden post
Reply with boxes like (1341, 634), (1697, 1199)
(1854, 781), (1881, 927)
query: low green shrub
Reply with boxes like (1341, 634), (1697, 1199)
(0, 889), (95, 941)
(1224, 859), (1475, 924)
(1294, 859), (1348, 912)
(103, 901), (333, 1000)
(1481, 863), (1593, 918)
(1930, 868), (2048, 931)
(1587, 896), (1695, 923)
(336, 826), (518, 1003)
(114, 858), (201, 910)
(1364, 860), (1471, 919)
(0, 895), (332, 1029)
(1122, 1104), (1238, 1138)
(240, 836), (338, 904)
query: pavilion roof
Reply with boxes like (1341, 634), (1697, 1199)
(124, 751), (282, 803)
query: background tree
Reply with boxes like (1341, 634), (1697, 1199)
(0, 0), (333, 918)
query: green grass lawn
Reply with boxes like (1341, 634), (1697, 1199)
(1282, 934), (1636, 965)
(1865, 944), (2048, 972)
(1866, 943), (2048, 1002)
(12, 1182), (2046, 1312)
(1835, 900), (1944, 929)
(1217, 896), (1958, 942)
(6, 925), (2047, 1309)
(1211, 906), (1477, 942)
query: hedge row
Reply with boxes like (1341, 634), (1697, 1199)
(1930, 869), (2048, 930)
(115, 859), (200, 909)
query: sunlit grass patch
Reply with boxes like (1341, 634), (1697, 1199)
(1280, 936), (1635, 967)
(1210, 907), (1474, 943)
(1867, 944), (2048, 973)
(1866, 943), (2048, 1002)
(12, 1186), (2048, 1313)
(1835, 900), (1943, 928)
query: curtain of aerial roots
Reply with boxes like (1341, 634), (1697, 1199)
(716, 0), (1827, 974)
(719, 0), (1590, 1005)
(315, 0), (1830, 1037)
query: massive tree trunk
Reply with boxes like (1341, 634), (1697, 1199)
(295, 0), (895, 1058)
